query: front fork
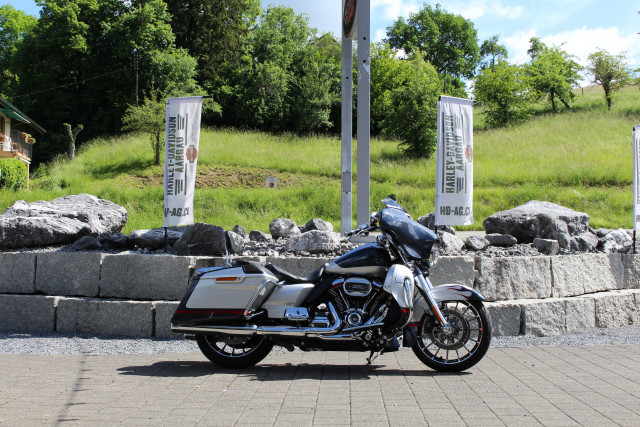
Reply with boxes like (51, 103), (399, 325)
(413, 266), (450, 330)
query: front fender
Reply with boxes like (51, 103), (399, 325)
(410, 284), (486, 323)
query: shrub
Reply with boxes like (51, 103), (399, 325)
(0, 158), (28, 190)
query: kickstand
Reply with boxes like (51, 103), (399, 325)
(366, 350), (382, 365)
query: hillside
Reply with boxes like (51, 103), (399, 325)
(1, 85), (638, 234)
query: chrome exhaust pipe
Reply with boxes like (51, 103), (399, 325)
(171, 302), (342, 337)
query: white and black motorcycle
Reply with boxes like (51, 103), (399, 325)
(171, 197), (491, 372)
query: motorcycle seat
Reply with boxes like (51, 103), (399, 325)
(232, 259), (327, 284)
(264, 263), (327, 284)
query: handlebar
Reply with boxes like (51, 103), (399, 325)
(345, 224), (378, 237)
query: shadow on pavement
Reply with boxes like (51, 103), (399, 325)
(117, 360), (468, 380)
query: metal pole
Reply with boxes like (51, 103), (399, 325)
(341, 34), (353, 235)
(356, 0), (370, 226)
(634, 230), (637, 254)
(164, 226), (168, 253)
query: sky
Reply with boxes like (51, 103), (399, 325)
(8, 0), (640, 84)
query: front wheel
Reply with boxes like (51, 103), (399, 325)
(196, 334), (273, 369)
(412, 300), (491, 372)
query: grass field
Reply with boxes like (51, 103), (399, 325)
(1, 85), (638, 234)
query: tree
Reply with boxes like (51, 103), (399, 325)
(380, 52), (442, 158)
(587, 49), (631, 110)
(10, 0), (199, 163)
(479, 35), (507, 70)
(0, 5), (37, 95)
(122, 95), (166, 165)
(63, 123), (83, 160)
(525, 38), (581, 112)
(164, 0), (260, 88)
(474, 59), (533, 127)
(386, 3), (480, 81)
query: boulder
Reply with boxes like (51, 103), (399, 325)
(232, 225), (247, 239)
(70, 236), (102, 251)
(129, 227), (185, 250)
(0, 194), (127, 249)
(98, 232), (132, 250)
(601, 229), (633, 253)
(227, 231), (245, 253)
(249, 230), (269, 242)
(269, 218), (301, 239)
(485, 233), (517, 247)
(300, 218), (334, 233)
(438, 230), (465, 253)
(417, 213), (455, 235)
(533, 238), (559, 255)
(172, 223), (229, 255)
(285, 230), (340, 254)
(569, 232), (599, 252)
(483, 201), (589, 248)
(465, 236), (489, 251)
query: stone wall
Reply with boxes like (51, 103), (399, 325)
(0, 252), (638, 338)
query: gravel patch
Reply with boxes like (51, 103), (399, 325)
(1, 325), (639, 355)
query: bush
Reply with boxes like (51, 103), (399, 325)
(0, 158), (28, 190)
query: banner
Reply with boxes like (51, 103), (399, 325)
(164, 96), (203, 227)
(435, 96), (474, 226)
(634, 125), (640, 232)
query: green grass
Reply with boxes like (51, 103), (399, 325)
(1, 85), (639, 233)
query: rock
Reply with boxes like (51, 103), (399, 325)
(417, 213), (455, 235)
(533, 238), (559, 255)
(486, 233), (518, 247)
(601, 229), (633, 253)
(437, 230), (465, 253)
(269, 218), (301, 239)
(569, 232), (599, 252)
(483, 201), (589, 248)
(172, 223), (229, 255)
(227, 231), (245, 253)
(300, 218), (334, 233)
(465, 236), (489, 251)
(284, 230), (340, 254)
(70, 236), (102, 251)
(98, 232), (132, 250)
(249, 230), (269, 242)
(0, 194), (127, 249)
(232, 225), (247, 239)
(129, 227), (184, 250)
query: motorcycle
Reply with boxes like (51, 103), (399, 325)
(171, 196), (491, 372)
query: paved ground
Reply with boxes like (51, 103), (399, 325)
(1, 345), (639, 426)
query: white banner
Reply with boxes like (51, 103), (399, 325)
(164, 96), (203, 227)
(634, 125), (640, 232)
(435, 96), (474, 226)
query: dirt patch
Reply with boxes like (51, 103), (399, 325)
(127, 165), (337, 189)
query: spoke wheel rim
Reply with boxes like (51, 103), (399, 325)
(418, 301), (484, 364)
(204, 335), (265, 358)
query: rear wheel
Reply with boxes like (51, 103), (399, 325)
(196, 334), (273, 369)
(412, 300), (491, 372)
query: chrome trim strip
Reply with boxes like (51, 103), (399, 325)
(172, 302), (342, 338)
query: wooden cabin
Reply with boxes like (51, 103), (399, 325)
(0, 97), (45, 189)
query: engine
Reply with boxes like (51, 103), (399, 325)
(326, 277), (391, 330)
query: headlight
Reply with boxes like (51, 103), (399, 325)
(428, 247), (439, 268)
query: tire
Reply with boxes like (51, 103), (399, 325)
(196, 334), (273, 369)
(412, 300), (492, 372)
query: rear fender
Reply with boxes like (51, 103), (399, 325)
(410, 284), (485, 323)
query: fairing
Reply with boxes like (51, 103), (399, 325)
(379, 206), (437, 260)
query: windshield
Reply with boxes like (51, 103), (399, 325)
(378, 198), (437, 260)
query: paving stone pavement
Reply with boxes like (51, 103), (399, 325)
(1, 345), (639, 426)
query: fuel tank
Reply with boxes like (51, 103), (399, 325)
(324, 242), (392, 278)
